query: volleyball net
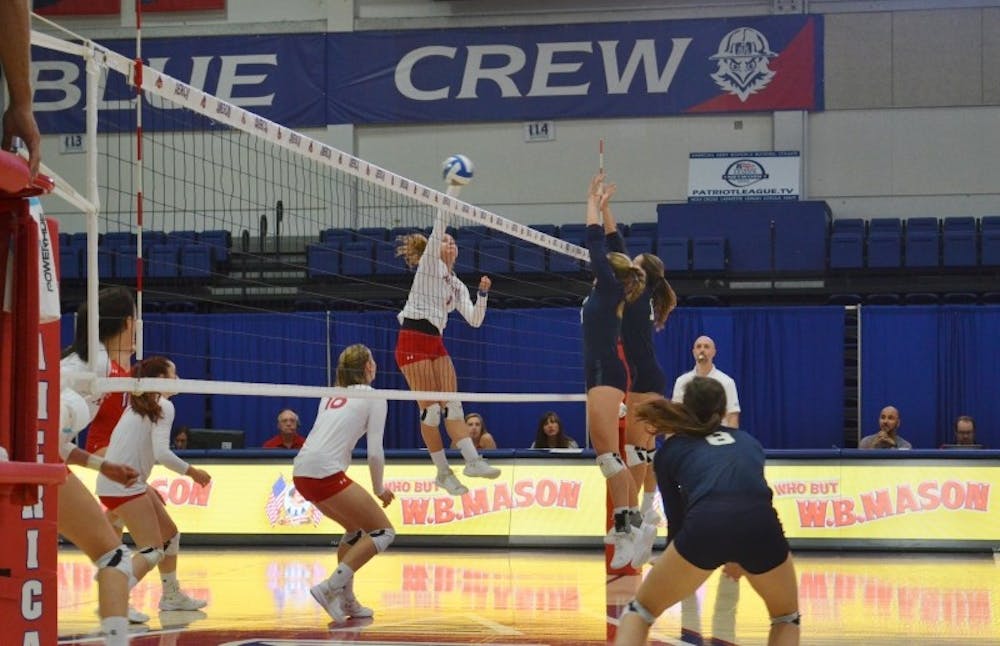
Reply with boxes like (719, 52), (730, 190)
(33, 21), (595, 448)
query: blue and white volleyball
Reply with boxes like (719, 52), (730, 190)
(442, 154), (474, 186)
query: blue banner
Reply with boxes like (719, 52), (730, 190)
(32, 33), (326, 134)
(327, 15), (822, 124)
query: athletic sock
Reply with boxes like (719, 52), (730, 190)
(455, 437), (480, 463)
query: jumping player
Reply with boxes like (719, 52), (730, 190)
(600, 183), (677, 567)
(394, 188), (500, 496)
(95, 357), (211, 613)
(615, 377), (799, 646)
(298, 344), (395, 623)
(582, 173), (646, 569)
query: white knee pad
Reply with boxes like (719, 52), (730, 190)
(644, 448), (655, 463)
(339, 529), (363, 546)
(163, 532), (180, 556)
(443, 400), (464, 421)
(596, 452), (626, 478)
(369, 528), (395, 553)
(624, 444), (647, 467)
(93, 546), (136, 588)
(420, 403), (441, 427)
(137, 546), (164, 568)
(623, 599), (657, 625)
(771, 611), (801, 626)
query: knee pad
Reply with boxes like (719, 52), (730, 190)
(93, 546), (136, 588)
(771, 611), (801, 626)
(644, 448), (655, 463)
(443, 400), (464, 421)
(596, 452), (626, 478)
(420, 403), (441, 427)
(163, 532), (180, 556)
(369, 528), (395, 554)
(339, 529), (363, 547)
(622, 599), (657, 625)
(624, 444), (647, 467)
(137, 546), (164, 568)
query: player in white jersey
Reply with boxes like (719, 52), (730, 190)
(57, 286), (160, 642)
(298, 344), (395, 624)
(95, 356), (211, 613)
(393, 199), (500, 496)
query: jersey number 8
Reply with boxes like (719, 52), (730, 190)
(704, 430), (735, 446)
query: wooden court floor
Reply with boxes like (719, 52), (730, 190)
(56, 547), (1000, 645)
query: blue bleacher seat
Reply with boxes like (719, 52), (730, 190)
(59, 246), (82, 280)
(321, 228), (354, 244)
(459, 225), (491, 239)
(97, 249), (113, 279)
(114, 245), (137, 279)
(200, 230), (231, 264)
(981, 216), (1000, 266)
(866, 292), (902, 305)
(943, 292), (978, 304)
(692, 237), (726, 271)
(512, 241), (546, 274)
(558, 223), (588, 246)
(629, 222), (658, 239)
(867, 218), (902, 268)
(143, 230), (167, 247)
(549, 249), (581, 273)
(626, 236), (655, 258)
(147, 244), (179, 278)
(356, 227), (387, 242)
(69, 232), (89, 249)
(829, 219), (865, 269)
(904, 292), (939, 305)
(453, 242), (477, 275)
(530, 224), (559, 238)
(684, 294), (724, 307)
(58, 232), (71, 250)
(340, 240), (374, 276)
(374, 240), (407, 275)
(658, 237), (689, 272)
(942, 217), (977, 267)
(306, 243), (340, 278)
(477, 239), (512, 274)
(904, 217), (940, 268)
(167, 230), (199, 245)
(102, 231), (135, 250)
(827, 293), (863, 306)
(179, 245), (212, 277)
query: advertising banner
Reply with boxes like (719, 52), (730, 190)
(688, 151), (801, 202)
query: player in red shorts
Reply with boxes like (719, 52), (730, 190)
(294, 344), (394, 623)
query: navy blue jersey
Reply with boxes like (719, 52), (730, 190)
(606, 231), (665, 393)
(581, 225), (628, 390)
(654, 428), (772, 531)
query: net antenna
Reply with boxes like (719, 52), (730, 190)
(33, 19), (594, 444)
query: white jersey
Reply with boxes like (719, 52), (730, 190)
(397, 213), (487, 332)
(58, 344), (112, 459)
(60, 344), (111, 429)
(672, 366), (741, 415)
(293, 385), (387, 495)
(95, 397), (189, 497)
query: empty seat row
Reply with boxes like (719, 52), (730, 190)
(59, 245), (214, 280)
(830, 216), (1000, 269)
(60, 230), (232, 264)
(320, 222), (659, 245)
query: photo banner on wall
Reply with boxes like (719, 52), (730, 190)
(327, 14), (823, 124)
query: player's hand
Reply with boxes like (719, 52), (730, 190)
(588, 173), (606, 201)
(377, 489), (395, 507)
(600, 182), (617, 210)
(478, 276), (491, 293)
(2, 105), (41, 178)
(100, 461), (139, 487)
(187, 466), (212, 486)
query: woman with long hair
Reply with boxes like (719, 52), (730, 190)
(615, 377), (799, 646)
(95, 357), (211, 613)
(394, 188), (500, 496)
(600, 185), (677, 568)
(530, 411), (578, 449)
(581, 173), (646, 569)
(297, 344), (395, 623)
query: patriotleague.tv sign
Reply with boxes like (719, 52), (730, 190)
(687, 151), (801, 202)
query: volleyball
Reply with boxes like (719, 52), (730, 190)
(442, 154), (474, 186)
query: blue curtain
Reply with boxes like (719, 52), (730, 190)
(863, 305), (1000, 449)
(143, 313), (211, 438)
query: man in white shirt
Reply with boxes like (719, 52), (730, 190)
(671, 336), (741, 428)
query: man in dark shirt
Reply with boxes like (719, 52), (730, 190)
(263, 408), (306, 449)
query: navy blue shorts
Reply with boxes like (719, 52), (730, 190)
(585, 353), (629, 392)
(629, 360), (666, 395)
(673, 497), (789, 574)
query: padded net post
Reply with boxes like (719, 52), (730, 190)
(0, 199), (64, 643)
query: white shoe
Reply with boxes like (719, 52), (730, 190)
(462, 457), (500, 479)
(128, 605), (149, 623)
(630, 523), (658, 569)
(310, 581), (347, 623)
(342, 591), (374, 618)
(643, 507), (663, 527)
(435, 469), (469, 495)
(608, 530), (636, 570)
(159, 587), (207, 611)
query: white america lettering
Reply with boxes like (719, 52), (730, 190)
(395, 38), (692, 101)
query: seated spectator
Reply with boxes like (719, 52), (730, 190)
(451, 413), (497, 450)
(941, 415), (984, 448)
(859, 406), (912, 449)
(263, 408), (306, 449)
(530, 411), (579, 449)
(172, 426), (189, 450)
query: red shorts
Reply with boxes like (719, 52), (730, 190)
(395, 329), (448, 368)
(100, 491), (147, 510)
(293, 472), (353, 504)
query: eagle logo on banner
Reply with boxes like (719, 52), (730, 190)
(709, 27), (779, 102)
